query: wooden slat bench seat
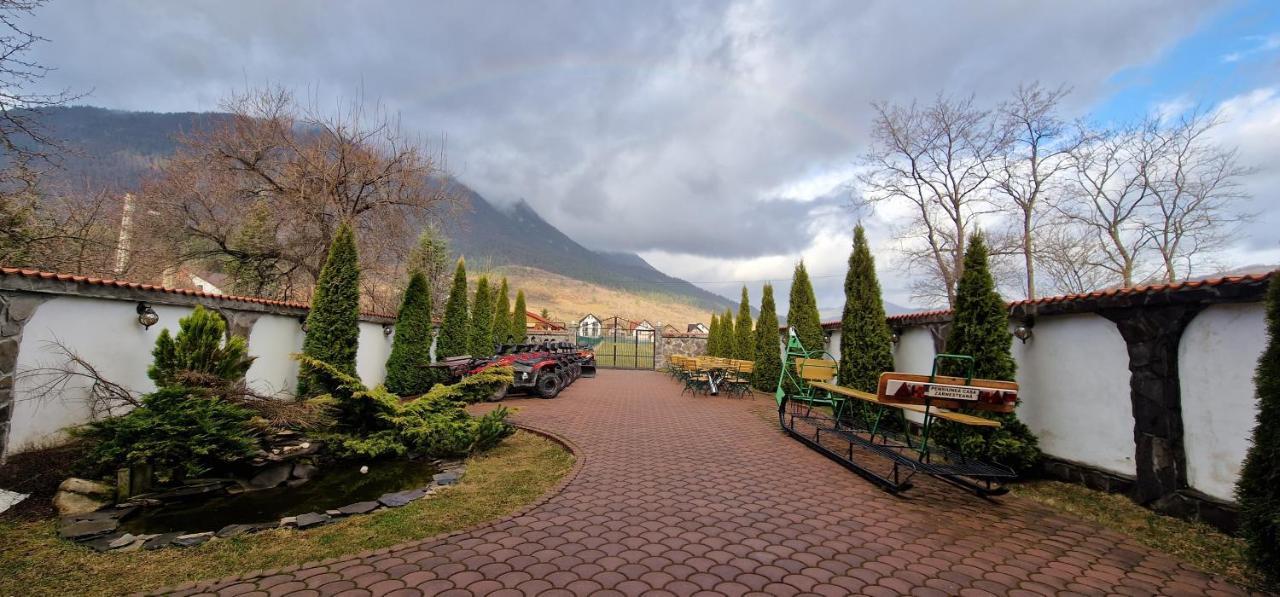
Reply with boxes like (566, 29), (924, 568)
(809, 381), (1001, 428)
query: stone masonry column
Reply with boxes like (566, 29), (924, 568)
(0, 291), (49, 462)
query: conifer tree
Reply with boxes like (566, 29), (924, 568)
(1237, 272), (1280, 583)
(787, 261), (825, 355)
(407, 225), (451, 318)
(734, 286), (755, 361)
(752, 283), (782, 391)
(469, 276), (494, 357)
(838, 225), (895, 392)
(722, 308), (737, 359)
(438, 258), (470, 358)
(511, 291), (528, 343)
(707, 313), (720, 356)
(940, 232), (1040, 473)
(492, 277), (511, 346)
(298, 223), (361, 396)
(384, 271), (435, 395)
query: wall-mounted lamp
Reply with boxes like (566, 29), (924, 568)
(1013, 320), (1034, 344)
(136, 302), (159, 330)
(890, 329), (901, 344)
(299, 316), (309, 333)
(383, 324), (394, 336)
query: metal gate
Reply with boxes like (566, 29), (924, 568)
(577, 316), (656, 370)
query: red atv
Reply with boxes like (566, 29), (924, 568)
(434, 341), (596, 400)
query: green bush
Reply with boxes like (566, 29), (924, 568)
(936, 232), (1041, 474)
(706, 313), (720, 356)
(511, 291), (528, 343)
(752, 283), (782, 391)
(298, 223), (361, 397)
(149, 305), (255, 390)
(1238, 272), (1280, 584)
(75, 387), (259, 481)
(438, 258), (470, 358)
(385, 272), (438, 396)
(734, 287), (755, 361)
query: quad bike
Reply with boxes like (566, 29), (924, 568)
(432, 341), (596, 400)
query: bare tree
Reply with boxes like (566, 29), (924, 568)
(1140, 111), (1252, 283)
(136, 87), (454, 307)
(994, 83), (1080, 300)
(860, 94), (1009, 306)
(1034, 218), (1114, 295)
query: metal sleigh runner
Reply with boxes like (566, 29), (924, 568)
(775, 329), (1018, 497)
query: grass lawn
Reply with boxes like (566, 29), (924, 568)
(1011, 480), (1269, 591)
(0, 430), (574, 597)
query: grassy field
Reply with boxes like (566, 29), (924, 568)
(0, 431), (574, 597)
(589, 339), (656, 369)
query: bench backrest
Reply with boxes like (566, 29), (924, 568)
(795, 358), (837, 383)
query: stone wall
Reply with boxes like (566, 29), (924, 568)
(656, 333), (708, 369)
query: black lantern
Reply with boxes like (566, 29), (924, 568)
(136, 303), (159, 330)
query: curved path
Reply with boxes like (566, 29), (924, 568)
(171, 370), (1253, 596)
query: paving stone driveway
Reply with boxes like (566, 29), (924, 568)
(171, 370), (1254, 596)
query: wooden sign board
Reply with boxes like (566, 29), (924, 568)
(876, 372), (1018, 413)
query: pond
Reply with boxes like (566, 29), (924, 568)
(120, 459), (440, 535)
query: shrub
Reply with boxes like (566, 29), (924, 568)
(936, 232), (1041, 474)
(492, 277), (511, 347)
(734, 287), (755, 361)
(469, 276), (494, 357)
(511, 291), (528, 343)
(1237, 272), (1280, 583)
(384, 272), (438, 396)
(75, 387), (259, 481)
(752, 283), (782, 391)
(438, 258), (470, 358)
(298, 223), (361, 396)
(149, 305), (255, 390)
(721, 308), (737, 359)
(838, 225), (894, 393)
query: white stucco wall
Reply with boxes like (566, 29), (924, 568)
(244, 313), (306, 395)
(1012, 313), (1135, 476)
(356, 322), (393, 387)
(891, 327), (936, 375)
(1180, 302), (1266, 501)
(9, 296), (193, 453)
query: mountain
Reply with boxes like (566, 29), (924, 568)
(23, 106), (737, 316)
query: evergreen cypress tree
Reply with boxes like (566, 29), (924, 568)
(940, 232), (1040, 473)
(838, 225), (895, 393)
(787, 261), (825, 355)
(384, 271), (435, 396)
(469, 276), (494, 357)
(1237, 272), (1280, 583)
(722, 308), (737, 359)
(753, 283), (782, 391)
(492, 277), (512, 346)
(512, 291), (528, 343)
(438, 258), (470, 358)
(734, 286), (755, 361)
(707, 313), (721, 356)
(407, 225), (451, 317)
(298, 223), (361, 396)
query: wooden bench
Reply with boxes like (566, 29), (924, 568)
(809, 381), (1001, 428)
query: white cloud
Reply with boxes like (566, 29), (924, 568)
(1222, 33), (1280, 63)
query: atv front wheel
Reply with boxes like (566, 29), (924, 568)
(536, 371), (561, 399)
(487, 383), (509, 402)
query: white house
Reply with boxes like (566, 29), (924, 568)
(577, 313), (602, 337)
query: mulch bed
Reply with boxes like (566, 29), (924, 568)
(0, 441), (87, 520)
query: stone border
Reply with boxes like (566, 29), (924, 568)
(61, 463), (468, 553)
(151, 424), (586, 596)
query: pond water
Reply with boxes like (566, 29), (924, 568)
(120, 459), (440, 535)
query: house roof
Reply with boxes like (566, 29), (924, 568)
(0, 266), (398, 320)
(526, 310), (566, 330)
(793, 272), (1275, 331)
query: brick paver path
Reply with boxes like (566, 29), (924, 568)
(172, 370), (1255, 596)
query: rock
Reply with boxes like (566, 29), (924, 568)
(337, 501), (379, 515)
(58, 518), (117, 540)
(378, 488), (428, 508)
(294, 512), (331, 529)
(143, 532), (183, 550)
(117, 534), (153, 553)
(63, 505), (136, 523)
(173, 532), (214, 547)
(279, 516), (297, 527)
(433, 471), (461, 486)
(285, 478), (309, 488)
(58, 478), (113, 498)
(124, 497), (163, 508)
(108, 533), (137, 548)
(84, 534), (123, 552)
(215, 524), (255, 538)
(326, 509), (344, 517)
(150, 482), (228, 501)
(290, 462), (318, 480)
(54, 490), (109, 517)
(246, 463), (292, 490)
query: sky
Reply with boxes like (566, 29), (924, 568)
(21, 0), (1280, 315)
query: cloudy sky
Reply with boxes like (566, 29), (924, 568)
(22, 0), (1280, 314)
